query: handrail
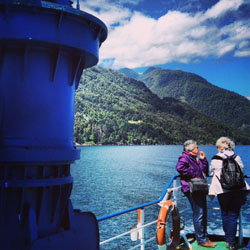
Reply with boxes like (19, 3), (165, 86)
(100, 220), (157, 245)
(97, 175), (250, 222)
(97, 174), (250, 249)
(97, 175), (180, 222)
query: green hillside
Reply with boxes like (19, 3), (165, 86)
(74, 66), (250, 145)
(139, 68), (250, 134)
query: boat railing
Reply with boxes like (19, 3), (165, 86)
(97, 175), (250, 250)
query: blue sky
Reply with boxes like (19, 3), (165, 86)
(77, 0), (250, 97)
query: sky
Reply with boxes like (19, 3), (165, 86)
(76, 0), (250, 97)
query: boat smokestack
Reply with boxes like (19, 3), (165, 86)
(0, 0), (107, 248)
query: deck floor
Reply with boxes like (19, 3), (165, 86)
(177, 235), (248, 250)
(191, 241), (242, 250)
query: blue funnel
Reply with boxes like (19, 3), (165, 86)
(0, 0), (107, 248)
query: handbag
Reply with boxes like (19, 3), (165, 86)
(189, 177), (208, 194)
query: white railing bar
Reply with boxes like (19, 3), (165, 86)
(128, 236), (156, 250)
(100, 230), (131, 245)
(179, 208), (189, 213)
(139, 219), (158, 229)
(168, 186), (181, 192)
(100, 219), (158, 245)
(140, 208), (145, 250)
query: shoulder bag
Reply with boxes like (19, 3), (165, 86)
(188, 172), (208, 194)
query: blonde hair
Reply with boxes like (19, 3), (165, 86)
(216, 137), (235, 150)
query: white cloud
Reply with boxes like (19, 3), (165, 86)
(235, 40), (250, 57)
(234, 50), (250, 57)
(238, 40), (250, 49)
(79, 0), (250, 69)
(79, 0), (133, 29)
(214, 20), (250, 57)
(204, 0), (244, 19)
(115, 0), (143, 5)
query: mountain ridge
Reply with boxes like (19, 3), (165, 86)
(119, 67), (250, 134)
(74, 66), (250, 145)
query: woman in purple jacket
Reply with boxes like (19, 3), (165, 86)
(176, 140), (216, 248)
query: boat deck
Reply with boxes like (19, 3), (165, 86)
(98, 175), (250, 250)
(177, 234), (249, 250)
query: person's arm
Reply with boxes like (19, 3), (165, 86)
(176, 155), (194, 179)
(199, 151), (209, 176)
(210, 157), (222, 177)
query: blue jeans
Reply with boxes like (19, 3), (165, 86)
(218, 191), (245, 247)
(185, 192), (209, 244)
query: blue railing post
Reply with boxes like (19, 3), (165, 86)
(0, 0), (107, 249)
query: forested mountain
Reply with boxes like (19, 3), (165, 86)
(138, 68), (250, 134)
(74, 66), (250, 145)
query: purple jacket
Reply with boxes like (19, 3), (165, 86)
(176, 151), (208, 193)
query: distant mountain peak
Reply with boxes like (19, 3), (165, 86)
(118, 68), (139, 80)
(139, 67), (250, 134)
(143, 67), (156, 74)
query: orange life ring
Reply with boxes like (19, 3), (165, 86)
(156, 200), (180, 250)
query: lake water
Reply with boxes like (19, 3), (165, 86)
(71, 145), (250, 250)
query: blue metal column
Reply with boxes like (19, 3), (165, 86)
(0, 0), (107, 249)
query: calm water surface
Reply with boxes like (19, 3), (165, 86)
(71, 145), (250, 249)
